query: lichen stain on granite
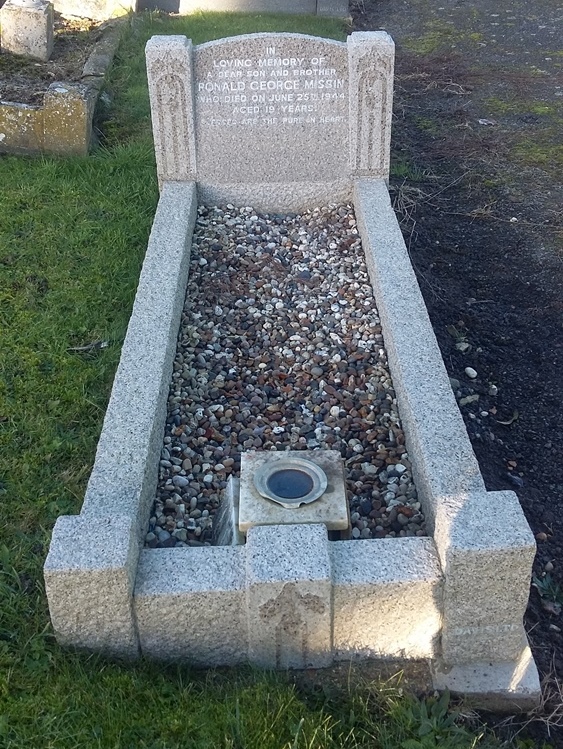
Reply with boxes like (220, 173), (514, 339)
(0, 83), (91, 155)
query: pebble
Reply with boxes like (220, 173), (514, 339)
(465, 367), (478, 379)
(146, 204), (424, 548)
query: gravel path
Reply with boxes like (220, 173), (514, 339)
(145, 204), (426, 548)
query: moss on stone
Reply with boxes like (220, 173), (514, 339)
(403, 20), (483, 55)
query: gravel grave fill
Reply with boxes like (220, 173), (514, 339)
(146, 203), (426, 549)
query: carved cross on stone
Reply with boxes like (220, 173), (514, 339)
(259, 582), (326, 669)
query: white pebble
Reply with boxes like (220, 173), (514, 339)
(465, 367), (478, 379)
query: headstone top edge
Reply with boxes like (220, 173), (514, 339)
(196, 32), (346, 52)
(348, 30), (395, 48)
(145, 35), (191, 53)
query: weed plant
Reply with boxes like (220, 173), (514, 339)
(0, 11), (529, 748)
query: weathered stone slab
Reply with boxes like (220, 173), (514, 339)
(0, 0), (54, 62)
(138, 0), (347, 18)
(238, 450), (349, 533)
(52, 0), (134, 21)
(246, 524), (332, 669)
(0, 20), (123, 156)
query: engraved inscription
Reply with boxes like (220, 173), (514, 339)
(196, 44), (347, 128)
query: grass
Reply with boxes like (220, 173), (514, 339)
(0, 10), (539, 748)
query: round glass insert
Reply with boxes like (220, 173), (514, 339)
(266, 468), (314, 499)
(253, 457), (328, 509)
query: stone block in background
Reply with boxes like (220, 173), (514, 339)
(0, 0), (54, 62)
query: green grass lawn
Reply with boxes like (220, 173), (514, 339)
(0, 12), (523, 748)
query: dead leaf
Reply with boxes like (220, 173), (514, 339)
(541, 599), (562, 616)
(67, 340), (109, 353)
(494, 410), (519, 425)
(459, 394), (480, 406)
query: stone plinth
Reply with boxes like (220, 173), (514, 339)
(0, 0), (54, 62)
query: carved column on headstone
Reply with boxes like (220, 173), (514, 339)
(348, 31), (395, 180)
(145, 35), (196, 187)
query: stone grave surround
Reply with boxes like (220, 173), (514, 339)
(44, 31), (540, 709)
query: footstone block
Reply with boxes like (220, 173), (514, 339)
(43, 83), (93, 156)
(246, 524), (332, 669)
(134, 547), (247, 665)
(44, 514), (139, 657)
(53, 0), (134, 22)
(331, 538), (443, 660)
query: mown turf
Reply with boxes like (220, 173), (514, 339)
(0, 12), (515, 748)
